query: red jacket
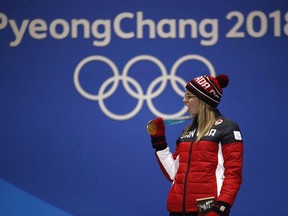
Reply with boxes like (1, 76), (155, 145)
(155, 114), (243, 213)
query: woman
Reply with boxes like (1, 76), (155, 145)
(148, 74), (243, 216)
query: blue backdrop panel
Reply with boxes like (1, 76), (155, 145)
(0, 0), (288, 215)
(0, 179), (72, 216)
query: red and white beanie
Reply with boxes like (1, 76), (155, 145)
(185, 74), (229, 108)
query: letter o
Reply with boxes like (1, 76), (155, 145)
(49, 19), (70, 39)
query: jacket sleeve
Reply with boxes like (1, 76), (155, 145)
(217, 122), (243, 207)
(155, 146), (180, 182)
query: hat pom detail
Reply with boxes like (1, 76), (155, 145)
(216, 74), (229, 88)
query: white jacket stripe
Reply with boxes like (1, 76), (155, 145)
(156, 147), (179, 181)
(215, 142), (225, 196)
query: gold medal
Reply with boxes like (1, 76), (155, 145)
(146, 120), (157, 135)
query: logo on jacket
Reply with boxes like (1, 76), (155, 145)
(215, 119), (223, 125)
(233, 131), (242, 140)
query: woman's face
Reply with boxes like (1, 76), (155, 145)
(183, 91), (200, 116)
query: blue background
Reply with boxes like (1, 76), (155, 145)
(1, 0), (288, 215)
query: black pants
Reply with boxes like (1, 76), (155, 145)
(169, 212), (198, 216)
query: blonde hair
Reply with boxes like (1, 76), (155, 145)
(196, 100), (216, 142)
(183, 100), (216, 142)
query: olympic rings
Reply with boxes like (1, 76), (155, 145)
(73, 54), (215, 120)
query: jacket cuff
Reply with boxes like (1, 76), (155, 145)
(211, 201), (230, 216)
(151, 136), (167, 151)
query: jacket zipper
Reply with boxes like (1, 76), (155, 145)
(182, 128), (197, 214)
